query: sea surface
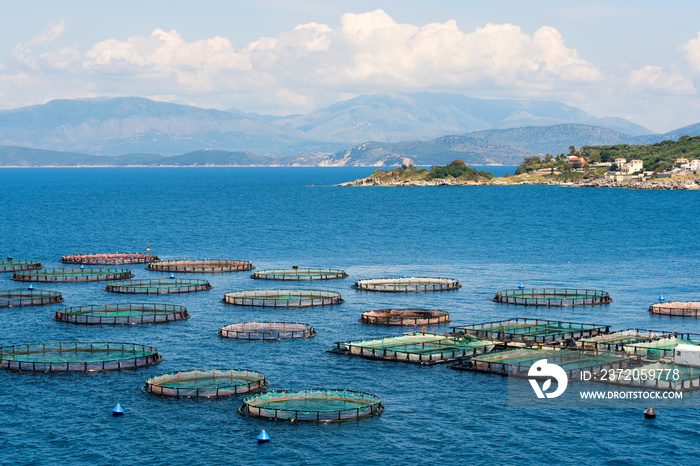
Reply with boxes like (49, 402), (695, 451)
(0, 167), (699, 465)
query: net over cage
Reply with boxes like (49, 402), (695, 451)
(492, 288), (612, 306)
(251, 267), (347, 281)
(359, 309), (451, 326)
(238, 389), (385, 422)
(144, 369), (268, 398)
(146, 259), (254, 273)
(219, 322), (316, 340)
(352, 277), (461, 292)
(106, 278), (212, 294)
(450, 318), (610, 345)
(650, 301), (700, 317)
(61, 253), (159, 265)
(0, 290), (63, 308)
(0, 258), (42, 273)
(223, 289), (343, 307)
(12, 268), (134, 283)
(0, 342), (162, 372)
(54, 303), (189, 325)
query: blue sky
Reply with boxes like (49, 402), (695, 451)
(2, 1), (700, 132)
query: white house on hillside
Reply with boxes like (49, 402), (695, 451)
(680, 159), (700, 171)
(618, 159), (643, 174)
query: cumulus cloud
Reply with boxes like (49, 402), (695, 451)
(12, 20), (67, 68)
(628, 65), (695, 95)
(681, 32), (700, 73)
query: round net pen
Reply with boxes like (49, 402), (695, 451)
(238, 389), (384, 422)
(144, 369), (268, 398)
(493, 288), (612, 306)
(61, 253), (159, 265)
(54, 303), (189, 325)
(106, 278), (212, 294)
(359, 309), (451, 326)
(0, 342), (162, 372)
(1, 290), (63, 308)
(219, 322), (316, 340)
(146, 259), (253, 273)
(0, 258), (41, 273)
(650, 301), (700, 317)
(223, 289), (343, 307)
(251, 267), (347, 281)
(353, 277), (461, 292)
(12, 268), (134, 283)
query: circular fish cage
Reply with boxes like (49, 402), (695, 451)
(144, 369), (268, 398)
(219, 322), (316, 340)
(0, 342), (162, 372)
(0, 290), (63, 308)
(238, 389), (385, 422)
(0, 258), (42, 273)
(650, 301), (700, 317)
(54, 303), (189, 325)
(146, 259), (254, 273)
(12, 268), (134, 283)
(60, 253), (159, 265)
(352, 277), (461, 292)
(359, 308), (451, 326)
(105, 278), (212, 294)
(493, 288), (612, 306)
(251, 267), (347, 281)
(223, 289), (343, 307)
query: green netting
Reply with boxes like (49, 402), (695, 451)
(493, 288), (612, 306)
(0, 290), (63, 307)
(106, 278), (212, 294)
(12, 268), (134, 282)
(353, 277), (461, 292)
(55, 303), (189, 324)
(650, 301), (700, 317)
(223, 289), (343, 307)
(577, 329), (677, 351)
(146, 259), (253, 273)
(61, 253), (159, 265)
(251, 267), (347, 281)
(622, 336), (700, 358)
(145, 369), (268, 398)
(0, 259), (42, 273)
(359, 308), (450, 326)
(239, 388), (384, 422)
(0, 342), (162, 372)
(219, 321), (316, 340)
(451, 318), (609, 344)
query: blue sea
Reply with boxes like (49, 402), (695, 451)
(0, 167), (699, 465)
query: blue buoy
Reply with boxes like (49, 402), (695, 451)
(80, 264), (84, 269)
(257, 429), (270, 443)
(402, 274), (408, 278)
(28, 284), (34, 291)
(169, 273), (175, 279)
(518, 283), (525, 289)
(112, 403), (124, 416)
(659, 295), (665, 303)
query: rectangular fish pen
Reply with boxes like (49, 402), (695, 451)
(448, 348), (633, 380)
(616, 335), (700, 359)
(450, 318), (610, 345)
(577, 329), (679, 352)
(329, 332), (497, 365)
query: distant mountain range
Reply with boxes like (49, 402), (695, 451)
(0, 92), (699, 167)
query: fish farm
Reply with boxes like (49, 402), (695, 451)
(352, 277), (461, 292)
(219, 322), (316, 340)
(251, 267), (348, 281)
(54, 303), (189, 325)
(0, 290), (63, 307)
(222, 289), (343, 307)
(330, 332), (497, 364)
(359, 308), (451, 326)
(105, 278), (213, 294)
(650, 301), (700, 317)
(12, 268), (134, 283)
(450, 318), (610, 344)
(0, 258), (41, 272)
(238, 389), (384, 422)
(493, 288), (612, 306)
(577, 329), (677, 352)
(60, 253), (159, 265)
(0, 342), (162, 372)
(146, 259), (254, 273)
(144, 369), (268, 398)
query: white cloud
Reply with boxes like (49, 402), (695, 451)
(12, 20), (67, 68)
(628, 65), (695, 95)
(681, 32), (700, 73)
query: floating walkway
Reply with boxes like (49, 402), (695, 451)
(54, 303), (189, 325)
(493, 288), (612, 306)
(12, 268), (134, 282)
(0, 290), (63, 307)
(330, 332), (497, 365)
(251, 267), (347, 281)
(61, 253), (159, 265)
(359, 309), (450, 326)
(144, 369), (268, 398)
(450, 318), (610, 345)
(223, 289), (343, 307)
(650, 301), (700, 317)
(219, 322), (316, 340)
(106, 278), (212, 294)
(0, 342), (162, 372)
(146, 259), (253, 273)
(0, 259), (41, 273)
(238, 389), (384, 422)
